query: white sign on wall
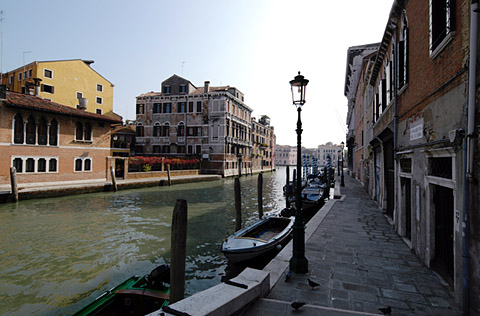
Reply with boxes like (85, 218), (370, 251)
(410, 118), (424, 141)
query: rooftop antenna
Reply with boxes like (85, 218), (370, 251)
(23, 50), (32, 66)
(0, 11), (4, 84)
(181, 61), (186, 76)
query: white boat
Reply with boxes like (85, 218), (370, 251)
(221, 215), (294, 263)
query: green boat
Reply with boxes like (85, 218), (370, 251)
(73, 265), (170, 316)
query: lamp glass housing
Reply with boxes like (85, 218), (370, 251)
(290, 72), (309, 106)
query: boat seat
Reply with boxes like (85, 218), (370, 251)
(115, 289), (170, 300)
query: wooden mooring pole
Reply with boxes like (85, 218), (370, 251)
(10, 167), (18, 202)
(258, 172), (263, 219)
(170, 199), (188, 304)
(167, 164), (171, 186)
(235, 177), (242, 232)
(110, 166), (118, 192)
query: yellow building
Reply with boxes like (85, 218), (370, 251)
(2, 59), (115, 117)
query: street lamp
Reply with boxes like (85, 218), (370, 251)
(289, 71), (309, 273)
(340, 141), (345, 187)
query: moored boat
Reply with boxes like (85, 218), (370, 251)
(73, 265), (170, 316)
(221, 216), (294, 263)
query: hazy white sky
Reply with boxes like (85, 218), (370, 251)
(1, 0), (393, 148)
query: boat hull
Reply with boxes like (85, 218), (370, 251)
(222, 216), (294, 263)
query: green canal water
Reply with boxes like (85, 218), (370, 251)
(0, 168), (290, 316)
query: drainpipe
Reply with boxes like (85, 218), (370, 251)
(463, 1), (478, 315)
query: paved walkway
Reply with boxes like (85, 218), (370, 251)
(247, 174), (461, 316)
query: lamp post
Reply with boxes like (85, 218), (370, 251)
(340, 141), (345, 187)
(289, 71), (309, 273)
(338, 149), (341, 176)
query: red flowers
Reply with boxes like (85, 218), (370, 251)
(128, 156), (200, 171)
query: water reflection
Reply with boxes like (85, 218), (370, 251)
(0, 168), (290, 316)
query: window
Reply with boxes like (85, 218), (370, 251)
(38, 117), (48, 145)
(180, 85), (186, 93)
(196, 101), (202, 112)
(162, 123), (170, 137)
(96, 109), (102, 115)
(136, 103), (144, 114)
(177, 123), (185, 136)
(77, 92), (83, 99)
(196, 145), (201, 154)
(38, 158), (46, 172)
(153, 103), (161, 114)
(18, 73), (22, 81)
(178, 102), (186, 113)
(162, 145), (170, 153)
(97, 84), (103, 92)
(49, 119), (58, 146)
(14, 158), (23, 173)
(84, 123), (92, 141)
(398, 17), (409, 89)
(41, 84), (54, 94)
(44, 69), (53, 79)
(178, 146), (186, 154)
(26, 158), (35, 172)
(28, 69), (32, 78)
(429, 0), (455, 54)
(74, 157), (92, 172)
(49, 158), (57, 172)
(26, 116), (36, 144)
(96, 97), (102, 104)
(153, 123), (161, 137)
(188, 102), (194, 112)
(9, 75), (13, 84)
(163, 85), (171, 94)
(76, 122), (83, 140)
(163, 103), (171, 113)
(188, 145), (193, 154)
(84, 159), (91, 171)
(136, 125), (144, 137)
(75, 158), (83, 171)
(13, 114), (24, 144)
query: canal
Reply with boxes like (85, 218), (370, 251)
(0, 168), (289, 316)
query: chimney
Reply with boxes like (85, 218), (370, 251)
(0, 85), (6, 100)
(78, 98), (88, 110)
(33, 78), (42, 97)
(204, 81), (210, 93)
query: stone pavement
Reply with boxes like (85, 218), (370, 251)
(246, 173), (461, 316)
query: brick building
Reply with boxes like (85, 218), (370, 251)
(345, 1), (480, 313)
(0, 89), (121, 185)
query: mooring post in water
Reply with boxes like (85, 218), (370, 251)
(10, 167), (18, 202)
(167, 164), (171, 186)
(234, 177), (242, 231)
(110, 166), (118, 192)
(161, 157), (165, 171)
(170, 199), (188, 304)
(286, 166), (290, 209)
(258, 172), (263, 219)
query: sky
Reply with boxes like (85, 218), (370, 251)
(1, 0), (393, 148)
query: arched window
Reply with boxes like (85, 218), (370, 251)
(153, 122), (161, 137)
(177, 122), (185, 136)
(13, 114), (24, 144)
(49, 158), (57, 172)
(85, 123), (92, 141)
(162, 123), (170, 137)
(76, 122), (83, 140)
(49, 119), (58, 146)
(136, 124), (144, 137)
(26, 115), (36, 144)
(13, 158), (23, 172)
(38, 117), (48, 145)
(26, 158), (35, 172)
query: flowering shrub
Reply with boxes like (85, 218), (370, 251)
(128, 156), (200, 172)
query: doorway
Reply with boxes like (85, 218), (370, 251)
(432, 184), (454, 286)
